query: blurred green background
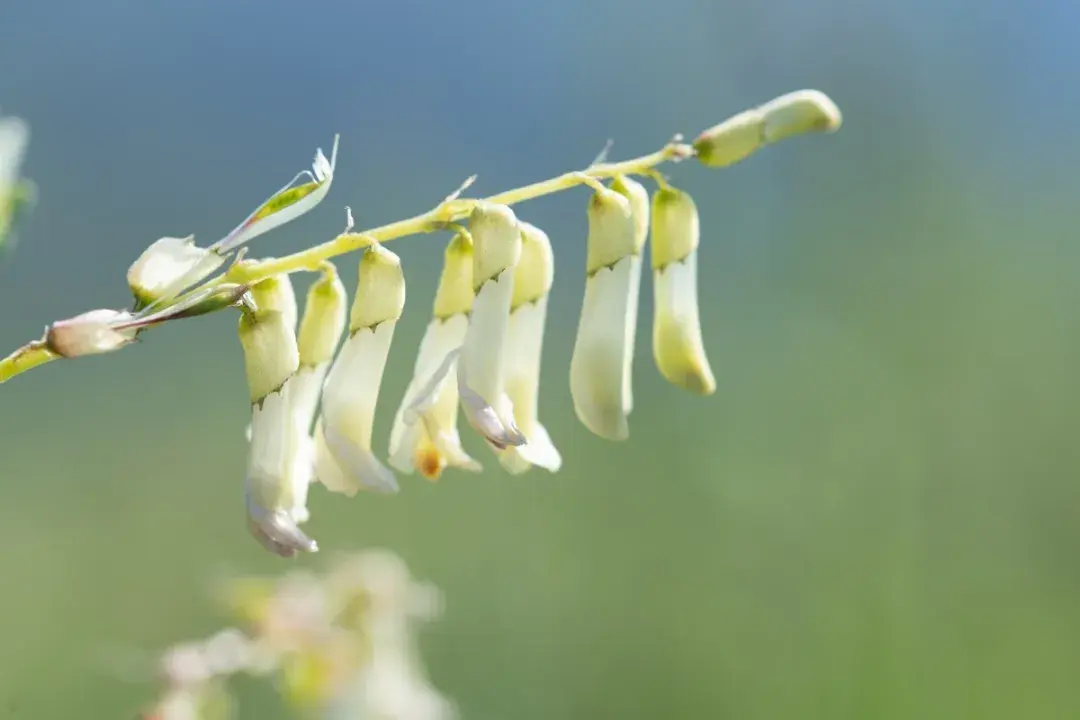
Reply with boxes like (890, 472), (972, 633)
(3, 0), (1080, 718)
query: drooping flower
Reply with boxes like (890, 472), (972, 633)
(314, 244), (404, 496)
(693, 89), (841, 168)
(499, 221), (561, 474)
(387, 231), (481, 480)
(287, 262), (348, 522)
(238, 274), (318, 557)
(456, 202), (526, 451)
(569, 184), (642, 441)
(650, 187), (715, 395)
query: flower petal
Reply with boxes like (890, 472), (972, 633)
(214, 135), (339, 253)
(127, 236), (225, 309)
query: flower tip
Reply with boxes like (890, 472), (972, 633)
(760, 89), (842, 143)
(247, 509), (319, 558)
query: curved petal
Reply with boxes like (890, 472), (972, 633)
(569, 256), (638, 441)
(388, 316), (479, 478)
(499, 297), (561, 473)
(315, 323), (400, 495)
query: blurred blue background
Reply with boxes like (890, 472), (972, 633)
(3, 0), (1080, 717)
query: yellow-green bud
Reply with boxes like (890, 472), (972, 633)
(468, 202), (522, 287)
(759, 89), (842, 143)
(350, 244), (405, 331)
(238, 293), (299, 404)
(432, 230), (476, 319)
(511, 222), (554, 310)
(298, 263), (347, 366)
(585, 186), (635, 274)
(650, 188), (699, 269)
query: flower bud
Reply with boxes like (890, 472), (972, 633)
(44, 309), (137, 358)
(570, 187), (640, 441)
(126, 236), (225, 309)
(693, 90), (841, 168)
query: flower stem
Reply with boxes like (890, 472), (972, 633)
(226, 141), (694, 285)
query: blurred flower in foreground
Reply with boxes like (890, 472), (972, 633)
(0, 111), (32, 254)
(140, 550), (453, 720)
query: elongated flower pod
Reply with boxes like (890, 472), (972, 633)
(569, 185), (641, 441)
(693, 89), (841, 168)
(499, 221), (561, 474)
(288, 262), (347, 521)
(650, 187), (715, 395)
(238, 274), (318, 557)
(388, 231), (481, 479)
(314, 244), (403, 496)
(457, 202), (526, 451)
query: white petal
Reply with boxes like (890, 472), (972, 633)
(622, 251), (644, 411)
(388, 316), (480, 477)
(499, 297), (561, 473)
(569, 256), (638, 441)
(458, 273), (524, 449)
(246, 386), (317, 556)
(215, 136), (339, 253)
(653, 250), (716, 395)
(127, 236), (224, 305)
(315, 323), (399, 495)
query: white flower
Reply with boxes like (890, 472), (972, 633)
(0, 113), (31, 249)
(215, 135), (340, 253)
(499, 221), (561, 474)
(388, 231), (481, 480)
(456, 202), (526, 451)
(650, 187), (715, 395)
(286, 263), (348, 522)
(314, 244), (403, 496)
(569, 183), (645, 441)
(238, 274), (318, 557)
(126, 236), (225, 309)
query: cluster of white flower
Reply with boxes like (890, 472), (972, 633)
(142, 550), (452, 720)
(0, 90), (842, 556)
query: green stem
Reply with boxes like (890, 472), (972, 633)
(226, 141), (693, 285)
